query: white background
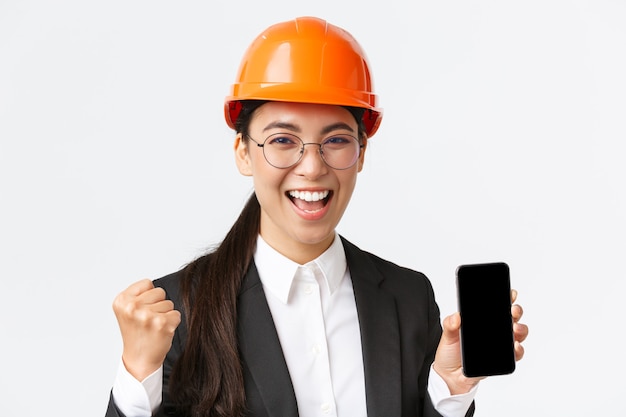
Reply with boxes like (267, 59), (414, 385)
(1, 1), (625, 415)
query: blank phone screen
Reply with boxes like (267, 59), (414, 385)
(456, 262), (516, 377)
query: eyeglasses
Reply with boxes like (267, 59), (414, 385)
(246, 132), (363, 170)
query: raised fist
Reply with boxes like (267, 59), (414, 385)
(112, 279), (181, 381)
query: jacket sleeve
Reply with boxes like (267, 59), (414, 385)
(422, 392), (475, 417)
(419, 278), (475, 417)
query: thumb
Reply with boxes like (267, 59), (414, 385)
(435, 311), (483, 393)
(441, 312), (461, 345)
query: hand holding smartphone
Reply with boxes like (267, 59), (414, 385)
(456, 262), (516, 378)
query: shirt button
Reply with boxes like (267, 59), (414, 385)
(312, 344), (322, 355)
(321, 403), (331, 414)
(304, 284), (313, 294)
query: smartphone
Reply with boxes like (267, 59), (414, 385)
(456, 262), (516, 377)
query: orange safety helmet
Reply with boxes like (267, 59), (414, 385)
(224, 16), (383, 138)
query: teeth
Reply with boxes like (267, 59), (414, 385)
(288, 190), (330, 202)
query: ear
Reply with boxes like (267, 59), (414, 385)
(357, 137), (368, 173)
(234, 133), (253, 176)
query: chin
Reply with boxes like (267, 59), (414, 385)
(292, 225), (336, 246)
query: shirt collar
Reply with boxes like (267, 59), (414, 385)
(253, 233), (347, 304)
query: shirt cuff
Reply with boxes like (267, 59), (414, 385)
(427, 364), (478, 417)
(111, 360), (163, 417)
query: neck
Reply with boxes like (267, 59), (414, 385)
(259, 230), (335, 265)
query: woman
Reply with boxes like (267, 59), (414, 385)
(106, 16), (528, 417)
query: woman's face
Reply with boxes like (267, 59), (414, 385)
(235, 101), (366, 264)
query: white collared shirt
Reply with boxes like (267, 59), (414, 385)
(112, 233), (476, 416)
(254, 233), (366, 417)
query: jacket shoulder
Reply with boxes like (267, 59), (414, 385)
(340, 235), (430, 282)
(154, 269), (185, 305)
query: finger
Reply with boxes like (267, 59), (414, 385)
(164, 309), (182, 330)
(514, 340), (525, 361)
(136, 286), (167, 305)
(510, 288), (518, 304)
(125, 279), (155, 296)
(113, 281), (153, 314)
(149, 299), (176, 314)
(144, 310), (182, 336)
(511, 304), (524, 322)
(513, 322), (529, 343)
(112, 286), (166, 318)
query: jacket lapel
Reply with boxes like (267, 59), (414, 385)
(237, 262), (299, 417)
(342, 237), (402, 417)
(236, 240), (402, 417)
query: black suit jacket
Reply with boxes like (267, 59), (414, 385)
(106, 236), (475, 417)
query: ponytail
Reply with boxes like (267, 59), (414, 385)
(168, 192), (260, 417)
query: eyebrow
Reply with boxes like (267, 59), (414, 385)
(262, 121), (355, 135)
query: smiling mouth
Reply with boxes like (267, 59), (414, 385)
(287, 190), (332, 213)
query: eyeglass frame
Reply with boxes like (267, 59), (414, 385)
(245, 132), (365, 170)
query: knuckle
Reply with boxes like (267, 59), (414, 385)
(153, 314), (174, 333)
(166, 311), (182, 333)
(113, 297), (134, 317)
(122, 299), (141, 316)
(172, 311), (182, 326)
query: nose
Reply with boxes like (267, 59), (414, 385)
(294, 143), (328, 178)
